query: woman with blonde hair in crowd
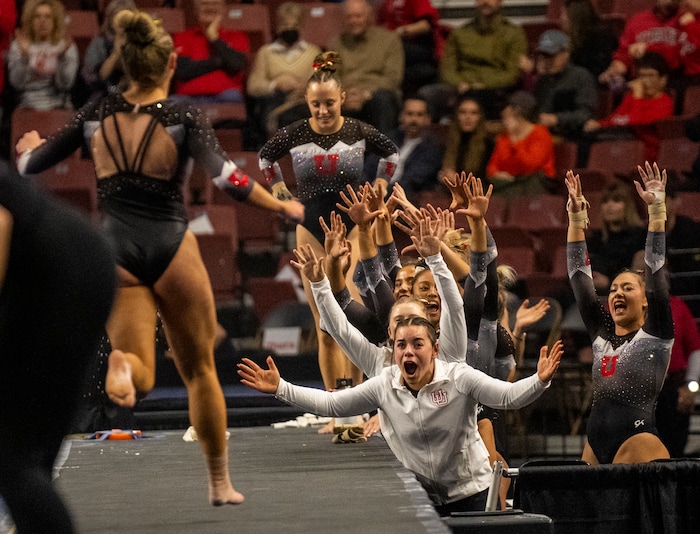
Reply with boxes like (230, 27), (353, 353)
(8, 0), (79, 110)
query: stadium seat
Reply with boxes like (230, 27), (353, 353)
(32, 158), (98, 215)
(143, 7), (186, 35)
(246, 277), (299, 326)
(505, 194), (568, 231)
(220, 4), (272, 56)
(682, 84), (700, 115)
(11, 108), (78, 161)
(301, 2), (345, 50)
(657, 137), (699, 178)
(585, 138), (645, 178)
(64, 10), (100, 59)
(497, 246), (538, 277)
(674, 192), (700, 222)
(188, 204), (241, 302)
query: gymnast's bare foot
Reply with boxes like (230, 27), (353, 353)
(106, 350), (136, 407)
(209, 483), (245, 506)
(318, 417), (335, 434)
(208, 454), (245, 505)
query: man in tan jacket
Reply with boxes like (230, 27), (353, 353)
(329, 0), (404, 134)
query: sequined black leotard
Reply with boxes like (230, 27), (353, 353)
(259, 117), (399, 243)
(19, 92), (253, 286)
(464, 228), (515, 424)
(568, 233), (673, 464)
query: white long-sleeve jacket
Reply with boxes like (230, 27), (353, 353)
(275, 359), (549, 505)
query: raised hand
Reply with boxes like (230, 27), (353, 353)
(536, 339), (563, 382)
(291, 243), (325, 283)
(320, 212), (348, 261)
(565, 170), (584, 212)
(15, 130), (45, 155)
(365, 181), (388, 219)
(634, 161), (667, 205)
(281, 199), (305, 224)
(410, 214), (444, 258)
(437, 208), (456, 240)
(443, 171), (472, 210)
(337, 184), (383, 227)
(456, 175), (492, 222)
(515, 298), (551, 332)
(237, 356), (280, 393)
(388, 183), (420, 218)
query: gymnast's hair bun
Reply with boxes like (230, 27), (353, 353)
(312, 51), (341, 73)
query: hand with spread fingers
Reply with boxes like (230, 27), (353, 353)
(238, 356), (280, 394)
(536, 339), (563, 382)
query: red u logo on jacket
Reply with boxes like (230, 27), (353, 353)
(314, 154), (339, 176)
(601, 355), (619, 377)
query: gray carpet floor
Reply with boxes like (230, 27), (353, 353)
(54, 427), (451, 534)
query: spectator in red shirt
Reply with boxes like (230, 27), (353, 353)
(677, 0), (700, 79)
(172, 0), (249, 102)
(487, 90), (556, 197)
(598, 0), (680, 90)
(375, 0), (442, 95)
(584, 52), (674, 162)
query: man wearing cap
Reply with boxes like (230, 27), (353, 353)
(533, 29), (597, 143)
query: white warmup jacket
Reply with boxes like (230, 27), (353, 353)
(275, 360), (549, 505)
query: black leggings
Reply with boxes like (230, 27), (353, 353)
(0, 195), (115, 533)
(434, 489), (489, 517)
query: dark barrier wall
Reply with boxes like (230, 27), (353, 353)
(515, 459), (700, 534)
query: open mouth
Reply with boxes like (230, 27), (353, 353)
(612, 300), (627, 313)
(404, 361), (418, 376)
(420, 299), (439, 312)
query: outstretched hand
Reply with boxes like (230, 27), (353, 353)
(443, 171), (472, 210)
(237, 356), (280, 393)
(16, 130), (45, 155)
(410, 214), (444, 258)
(634, 161), (666, 205)
(536, 339), (563, 382)
(320, 212), (348, 260)
(565, 170), (584, 212)
(456, 175), (492, 222)
(281, 199), (305, 224)
(515, 298), (551, 331)
(337, 184), (383, 227)
(388, 183), (420, 218)
(291, 244), (325, 283)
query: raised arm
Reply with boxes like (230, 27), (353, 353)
(292, 243), (388, 377)
(411, 211), (468, 362)
(238, 355), (381, 417)
(635, 162), (673, 340)
(565, 171), (606, 339)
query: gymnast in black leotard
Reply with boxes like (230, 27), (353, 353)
(16, 10), (303, 507)
(0, 161), (115, 533)
(259, 51), (399, 407)
(565, 164), (673, 465)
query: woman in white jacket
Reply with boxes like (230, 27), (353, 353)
(239, 291), (562, 515)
